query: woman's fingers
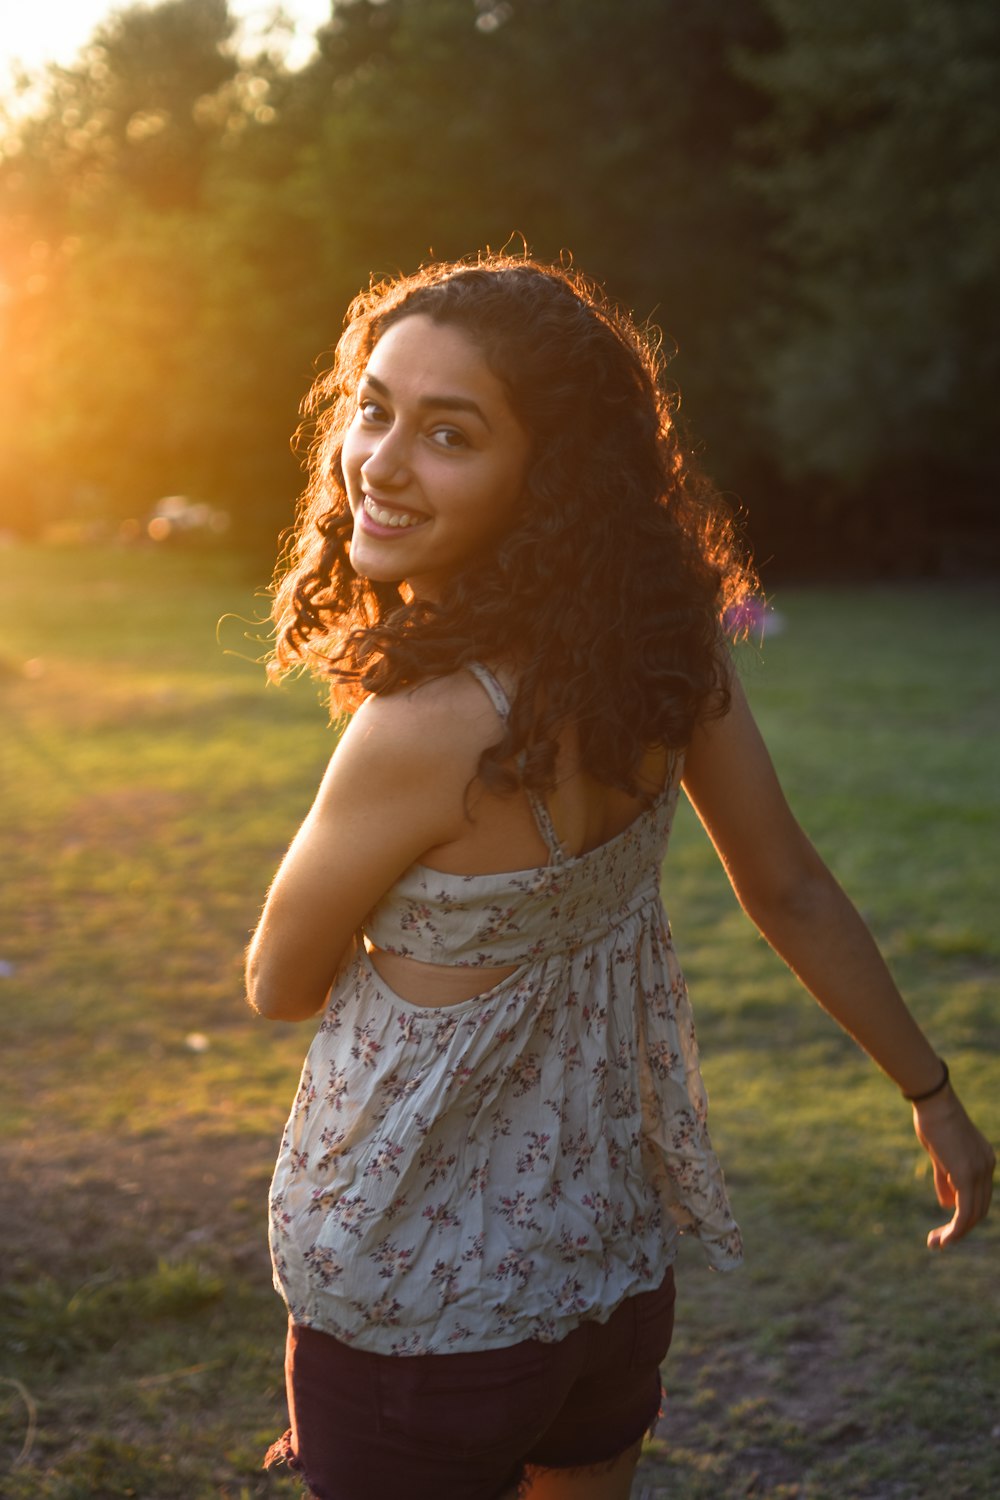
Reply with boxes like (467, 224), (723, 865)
(912, 1085), (995, 1249)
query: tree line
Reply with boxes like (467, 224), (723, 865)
(1, 0), (997, 573)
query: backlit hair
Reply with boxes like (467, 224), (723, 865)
(270, 252), (756, 794)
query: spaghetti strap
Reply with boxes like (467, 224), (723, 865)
(466, 662), (568, 866)
(525, 791), (568, 866)
(466, 661), (511, 721)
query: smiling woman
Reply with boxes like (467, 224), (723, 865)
(343, 316), (531, 598)
(249, 251), (994, 1500)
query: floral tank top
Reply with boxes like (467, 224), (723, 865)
(269, 664), (742, 1356)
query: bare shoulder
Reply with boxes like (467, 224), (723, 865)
(339, 668), (503, 782)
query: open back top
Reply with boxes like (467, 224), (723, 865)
(269, 664), (742, 1356)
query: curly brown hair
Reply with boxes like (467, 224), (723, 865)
(270, 251), (756, 796)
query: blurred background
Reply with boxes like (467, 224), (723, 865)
(2, 0), (998, 578)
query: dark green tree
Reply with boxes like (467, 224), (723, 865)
(740, 0), (1000, 566)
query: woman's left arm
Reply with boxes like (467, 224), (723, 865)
(681, 674), (995, 1248)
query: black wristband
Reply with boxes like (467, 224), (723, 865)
(903, 1059), (949, 1104)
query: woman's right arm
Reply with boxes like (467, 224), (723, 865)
(245, 686), (477, 1022)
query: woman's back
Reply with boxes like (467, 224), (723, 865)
(268, 666), (742, 1356)
(370, 665), (673, 1007)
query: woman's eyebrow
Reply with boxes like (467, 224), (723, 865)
(362, 372), (492, 431)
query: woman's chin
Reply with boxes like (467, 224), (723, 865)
(348, 540), (406, 584)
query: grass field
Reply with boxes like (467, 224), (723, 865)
(0, 544), (997, 1499)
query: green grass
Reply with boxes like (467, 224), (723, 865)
(0, 547), (997, 1498)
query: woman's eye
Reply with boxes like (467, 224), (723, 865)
(430, 427), (468, 450)
(359, 399), (387, 422)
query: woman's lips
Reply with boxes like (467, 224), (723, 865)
(359, 495), (429, 536)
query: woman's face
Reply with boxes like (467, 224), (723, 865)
(341, 314), (531, 599)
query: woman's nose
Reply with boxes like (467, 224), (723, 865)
(360, 426), (411, 491)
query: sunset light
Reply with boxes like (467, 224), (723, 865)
(1, 2), (997, 1495)
(0, 0), (332, 97)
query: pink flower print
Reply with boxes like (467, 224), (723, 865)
(399, 902), (433, 932)
(303, 1245), (343, 1287)
(319, 1001), (345, 1036)
(476, 903), (518, 941)
(418, 1140), (459, 1188)
(555, 1275), (590, 1316)
(369, 1238), (415, 1280)
(580, 1001), (607, 1035)
(581, 1190), (610, 1228)
(294, 1069), (317, 1117)
(331, 1193), (372, 1238)
(379, 1070), (422, 1107)
(324, 1066), (349, 1112)
(556, 1038), (582, 1071)
(492, 1190), (541, 1233)
(515, 1131), (552, 1175)
(556, 1227), (591, 1263)
(610, 1083), (638, 1119)
(489, 1110), (512, 1141)
(422, 1201), (461, 1233)
(430, 1259), (461, 1305)
(466, 1069), (502, 1115)
(543, 1094), (570, 1123)
(468, 1162), (490, 1196)
(445, 1323), (475, 1346)
(446, 1061), (476, 1088)
(307, 1185), (333, 1216)
(395, 1011), (422, 1044)
(532, 1316), (559, 1344)
(413, 1111), (433, 1138)
(493, 1249), (535, 1291)
(630, 1205), (660, 1239)
(350, 1020), (384, 1069)
(383, 1193), (409, 1222)
(541, 1177), (565, 1210)
(647, 981), (671, 1020)
(628, 1248), (654, 1280)
(358, 1293), (403, 1328)
(364, 1141), (405, 1183)
(509, 1052), (543, 1098)
(646, 1040), (680, 1080)
(431, 1015), (459, 1051)
(561, 1127), (594, 1181)
(315, 1131), (346, 1176)
(613, 1036), (631, 1071)
(288, 1148), (309, 1177)
(461, 1232), (486, 1263)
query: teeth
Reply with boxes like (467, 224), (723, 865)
(364, 496), (424, 529)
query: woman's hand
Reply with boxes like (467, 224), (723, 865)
(912, 1085), (996, 1249)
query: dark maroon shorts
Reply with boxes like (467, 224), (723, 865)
(264, 1267), (676, 1500)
